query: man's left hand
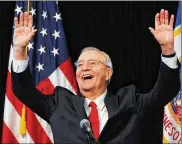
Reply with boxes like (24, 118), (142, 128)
(149, 9), (175, 55)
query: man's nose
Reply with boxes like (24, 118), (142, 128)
(82, 62), (90, 71)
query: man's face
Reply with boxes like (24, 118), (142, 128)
(76, 50), (112, 93)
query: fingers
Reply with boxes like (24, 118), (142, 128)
(155, 13), (160, 27)
(29, 29), (37, 38)
(14, 17), (19, 28)
(160, 9), (165, 24)
(169, 14), (174, 27)
(15, 12), (33, 28)
(164, 10), (168, 25)
(157, 9), (174, 27)
(148, 27), (156, 36)
(19, 12), (24, 27)
(32, 27), (37, 34)
(24, 12), (29, 27)
(28, 15), (33, 28)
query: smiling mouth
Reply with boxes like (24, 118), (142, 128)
(82, 75), (93, 80)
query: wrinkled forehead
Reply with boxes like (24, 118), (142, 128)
(77, 50), (106, 61)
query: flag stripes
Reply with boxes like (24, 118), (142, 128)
(3, 57), (77, 143)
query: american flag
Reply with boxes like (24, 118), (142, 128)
(2, 1), (77, 143)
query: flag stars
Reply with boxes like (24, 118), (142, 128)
(30, 7), (36, 16)
(51, 48), (59, 57)
(52, 30), (60, 40)
(36, 63), (44, 72)
(42, 11), (47, 19)
(40, 28), (48, 37)
(14, 5), (22, 15)
(28, 42), (34, 50)
(38, 45), (46, 55)
(53, 12), (61, 22)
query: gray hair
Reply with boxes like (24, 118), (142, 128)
(79, 47), (113, 84)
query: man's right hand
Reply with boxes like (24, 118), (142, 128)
(13, 12), (37, 60)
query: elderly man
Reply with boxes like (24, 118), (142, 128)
(12, 9), (180, 144)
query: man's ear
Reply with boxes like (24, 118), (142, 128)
(106, 68), (113, 81)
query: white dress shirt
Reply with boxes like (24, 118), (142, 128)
(84, 90), (108, 134)
(12, 54), (178, 134)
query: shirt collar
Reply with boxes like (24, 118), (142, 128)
(84, 89), (107, 111)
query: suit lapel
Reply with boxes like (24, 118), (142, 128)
(104, 91), (118, 118)
(98, 91), (118, 140)
(72, 93), (88, 121)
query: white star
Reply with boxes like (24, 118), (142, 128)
(36, 63), (44, 72)
(14, 5), (22, 15)
(51, 48), (59, 57)
(38, 45), (46, 55)
(52, 30), (60, 40)
(42, 11), (47, 19)
(28, 42), (34, 50)
(40, 28), (47, 37)
(30, 7), (36, 16)
(53, 12), (61, 22)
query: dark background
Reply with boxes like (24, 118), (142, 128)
(0, 1), (179, 143)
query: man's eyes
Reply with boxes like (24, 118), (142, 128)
(89, 61), (97, 65)
(78, 63), (83, 67)
(77, 60), (99, 67)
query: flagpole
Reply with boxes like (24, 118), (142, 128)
(20, 0), (30, 135)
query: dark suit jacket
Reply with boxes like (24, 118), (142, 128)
(11, 61), (180, 144)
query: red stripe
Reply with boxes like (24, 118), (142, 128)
(59, 58), (78, 94)
(2, 122), (19, 143)
(26, 107), (52, 143)
(6, 72), (23, 115)
(36, 77), (55, 95)
(4, 71), (52, 143)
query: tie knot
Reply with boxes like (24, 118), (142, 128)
(89, 101), (97, 108)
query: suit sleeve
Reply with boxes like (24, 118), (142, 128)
(11, 63), (58, 123)
(134, 61), (180, 112)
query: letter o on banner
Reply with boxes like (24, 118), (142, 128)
(173, 131), (180, 140)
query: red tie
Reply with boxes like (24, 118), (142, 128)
(88, 101), (99, 139)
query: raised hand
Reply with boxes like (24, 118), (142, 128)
(13, 12), (37, 60)
(149, 9), (175, 55)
